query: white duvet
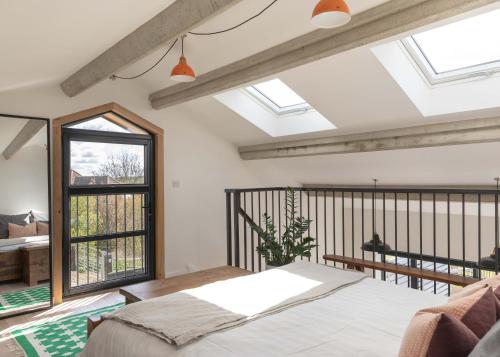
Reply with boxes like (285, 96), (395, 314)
(0, 235), (48, 251)
(82, 267), (445, 357)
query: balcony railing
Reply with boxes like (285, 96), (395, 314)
(225, 187), (500, 296)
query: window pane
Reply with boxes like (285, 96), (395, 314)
(66, 115), (148, 135)
(252, 79), (308, 108)
(70, 193), (146, 238)
(413, 8), (500, 73)
(70, 141), (145, 185)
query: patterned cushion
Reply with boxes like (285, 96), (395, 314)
(450, 274), (500, 302)
(36, 221), (49, 236)
(399, 312), (479, 357)
(400, 287), (500, 356)
(8, 222), (37, 238)
(424, 287), (499, 338)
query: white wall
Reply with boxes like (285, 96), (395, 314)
(0, 80), (266, 276)
(0, 129), (49, 215)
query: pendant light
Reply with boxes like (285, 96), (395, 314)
(171, 35), (196, 82)
(311, 0), (351, 29)
(361, 179), (392, 254)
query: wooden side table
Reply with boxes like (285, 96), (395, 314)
(21, 244), (50, 286)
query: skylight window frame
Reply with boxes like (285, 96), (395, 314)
(401, 36), (500, 86)
(244, 83), (312, 116)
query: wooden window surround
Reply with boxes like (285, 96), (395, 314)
(52, 103), (164, 304)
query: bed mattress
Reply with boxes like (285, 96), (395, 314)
(82, 272), (445, 357)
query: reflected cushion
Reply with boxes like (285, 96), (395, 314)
(8, 222), (36, 238)
(0, 213), (30, 238)
(469, 319), (500, 357)
(36, 221), (49, 236)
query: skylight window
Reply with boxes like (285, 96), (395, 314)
(402, 8), (500, 85)
(245, 79), (311, 115)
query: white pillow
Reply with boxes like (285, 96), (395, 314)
(30, 210), (49, 222)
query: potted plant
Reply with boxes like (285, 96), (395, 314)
(250, 188), (317, 268)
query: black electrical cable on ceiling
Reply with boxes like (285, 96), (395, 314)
(111, 38), (178, 80)
(188, 0), (279, 36)
(111, 0), (278, 80)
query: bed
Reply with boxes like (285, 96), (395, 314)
(82, 262), (446, 357)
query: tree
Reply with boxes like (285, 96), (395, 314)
(92, 151), (144, 184)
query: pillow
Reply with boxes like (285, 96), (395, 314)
(0, 213), (30, 239)
(450, 274), (500, 302)
(469, 319), (500, 357)
(36, 221), (49, 236)
(8, 222), (36, 238)
(399, 312), (479, 357)
(424, 287), (499, 339)
(30, 210), (49, 223)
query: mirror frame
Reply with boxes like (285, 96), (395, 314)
(0, 113), (52, 318)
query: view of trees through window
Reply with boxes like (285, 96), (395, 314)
(69, 146), (148, 288)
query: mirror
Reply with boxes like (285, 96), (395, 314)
(0, 115), (51, 317)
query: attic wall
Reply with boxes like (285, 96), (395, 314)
(0, 80), (275, 276)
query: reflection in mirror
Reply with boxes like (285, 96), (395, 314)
(0, 115), (50, 317)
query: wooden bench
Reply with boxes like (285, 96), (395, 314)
(87, 266), (251, 337)
(323, 254), (479, 287)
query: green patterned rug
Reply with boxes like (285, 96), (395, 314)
(11, 303), (123, 357)
(0, 286), (50, 314)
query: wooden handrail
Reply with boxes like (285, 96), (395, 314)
(323, 255), (479, 287)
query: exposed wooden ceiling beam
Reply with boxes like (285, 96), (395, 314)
(60, 0), (242, 97)
(238, 116), (500, 160)
(150, 0), (496, 109)
(3, 120), (46, 160)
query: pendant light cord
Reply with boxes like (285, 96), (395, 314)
(188, 0), (279, 36)
(111, 0), (278, 80)
(111, 39), (178, 80)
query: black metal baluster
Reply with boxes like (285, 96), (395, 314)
(233, 192), (240, 268)
(351, 192), (355, 259)
(407, 193), (410, 288)
(115, 195), (118, 274)
(342, 192), (345, 268)
(86, 195), (89, 284)
(333, 191), (336, 267)
(259, 192), (262, 272)
(106, 194), (109, 282)
(315, 190), (319, 263)
(446, 193), (451, 295)
(124, 194), (127, 274)
(372, 191), (376, 278)
(382, 192), (386, 281)
(395, 193), (398, 285)
(96, 196), (100, 281)
(478, 194), (481, 280)
(419, 192), (423, 290)
(278, 190), (281, 243)
(462, 194), (466, 278)
(324, 191), (327, 264)
(226, 192), (232, 266)
(307, 190), (311, 262)
(243, 192), (248, 270)
(251, 192), (255, 272)
(76, 196), (79, 286)
(496, 192), (499, 275)
(361, 192), (365, 261)
(433, 193), (436, 294)
(133, 194), (136, 275)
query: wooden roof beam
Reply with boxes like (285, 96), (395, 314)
(150, 0), (497, 109)
(3, 119), (46, 160)
(60, 0), (242, 97)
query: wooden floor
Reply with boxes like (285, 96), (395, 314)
(0, 288), (124, 356)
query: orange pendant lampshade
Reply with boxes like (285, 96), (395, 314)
(171, 56), (196, 82)
(171, 36), (196, 82)
(311, 0), (351, 29)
